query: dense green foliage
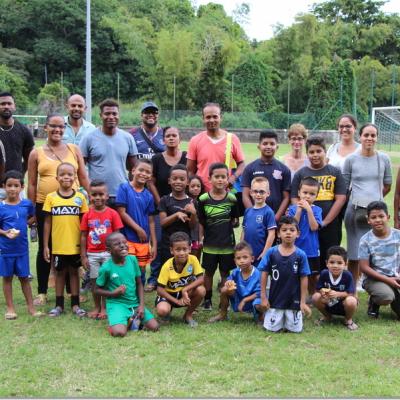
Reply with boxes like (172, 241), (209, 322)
(0, 0), (399, 127)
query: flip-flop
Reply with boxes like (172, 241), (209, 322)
(208, 314), (227, 323)
(73, 307), (87, 318)
(184, 318), (198, 328)
(314, 317), (330, 326)
(5, 312), (17, 320)
(88, 311), (99, 319)
(48, 307), (63, 317)
(344, 320), (358, 331)
(97, 312), (107, 320)
(31, 311), (45, 317)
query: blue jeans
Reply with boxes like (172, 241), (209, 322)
(147, 214), (162, 286)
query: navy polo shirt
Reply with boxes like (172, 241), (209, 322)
(241, 158), (291, 213)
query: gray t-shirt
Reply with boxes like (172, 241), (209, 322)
(359, 228), (400, 277)
(343, 152), (392, 206)
(80, 128), (138, 196)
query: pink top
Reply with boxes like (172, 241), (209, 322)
(187, 131), (245, 191)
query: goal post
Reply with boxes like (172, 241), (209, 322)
(371, 106), (400, 151)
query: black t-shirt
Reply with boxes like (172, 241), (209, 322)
(290, 165), (346, 218)
(158, 194), (193, 247)
(0, 120), (34, 172)
(152, 152), (187, 198)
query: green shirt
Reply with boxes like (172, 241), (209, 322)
(96, 255), (141, 306)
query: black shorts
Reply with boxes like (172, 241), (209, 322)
(155, 291), (183, 308)
(202, 252), (235, 274)
(325, 301), (345, 316)
(308, 257), (321, 275)
(53, 255), (81, 271)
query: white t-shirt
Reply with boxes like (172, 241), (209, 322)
(326, 142), (361, 172)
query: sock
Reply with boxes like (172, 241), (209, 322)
(70, 295), (79, 308)
(55, 296), (64, 309)
(205, 290), (212, 301)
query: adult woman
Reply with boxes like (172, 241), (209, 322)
(145, 126), (187, 292)
(282, 123), (308, 179)
(327, 114), (360, 171)
(343, 123), (392, 287)
(27, 114), (90, 305)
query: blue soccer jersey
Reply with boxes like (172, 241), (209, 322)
(316, 269), (355, 295)
(259, 245), (310, 310)
(0, 199), (35, 256)
(243, 205), (276, 260)
(287, 204), (322, 258)
(228, 266), (261, 300)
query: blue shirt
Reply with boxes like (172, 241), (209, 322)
(63, 117), (95, 145)
(228, 266), (261, 299)
(80, 128), (138, 196)
(259, 246), (310, 310)
(243, 205), (276, 261)
(316, 269), (355, 296)
(287, 204), (322, 258)
(130, 127), (165, 160)
(115, 183), (155, 243)
(0, 199), (35, 256)
(241, 158), (291, 213)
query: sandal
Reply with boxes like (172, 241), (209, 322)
(345, 320), (358, 331)
(144, 283), (156, 293)
(31, 311), (46, 318)
(97, 312), (107, 320)
(208, 314), (227, 323)
(184, 318), (198, 328)
(5, 312), (17, 320)
(33, 294), (47, 306)
(73, 307), (87, 317)
(314, 317), (330, 327)
(48, 307), (63, 317)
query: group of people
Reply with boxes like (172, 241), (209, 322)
(0, 90), (399, 337)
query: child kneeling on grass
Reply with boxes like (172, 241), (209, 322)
(259, 216), (311, 333)
(209, 241), (263, 324)
(95, 232), (159, 337)
(156, 231), (205, 328)
(312, 246), (358, 330)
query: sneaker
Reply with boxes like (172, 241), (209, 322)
(202, 299), (212, 311)
(367, 297), (380, 318)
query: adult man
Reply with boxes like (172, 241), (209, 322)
(63, 94), (95, 145)
(187, 102), (245, 192)
(130, 101), (165, 292)
(130, 101), (165, 159)
(0, 92), (34, 174)
(80, 99), (137, 206)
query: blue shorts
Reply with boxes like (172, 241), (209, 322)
(230, 294), (261, 317)
(0, 254), (30, 278)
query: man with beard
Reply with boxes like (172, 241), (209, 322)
(63, 94), (95, 145)
(130, 102), (165, 160)
(0, 92), (34, 177)
(80, 99), (138, 208)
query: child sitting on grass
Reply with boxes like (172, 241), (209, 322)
(312, 246), (358, 330)
(95, 232), (159, 337)
(80, 180), (123, 319)
(156, 231), (205, 328)
(259, 216), (311, 333)
(209, 241), (263, 323)
(0, 170), (43, 319)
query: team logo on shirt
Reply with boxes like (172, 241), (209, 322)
(111, 273), (119, 280)
(256, 215), (263, 223)
(272, 169), (283, 180)
(187, 265), (193, 274)
(292, 261), (298, 274)
(339, 284), (345, 291)
(74, 197), (83, 206)
(51, 206), (80, 215)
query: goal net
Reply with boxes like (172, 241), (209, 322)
(372, 106), (400, 151)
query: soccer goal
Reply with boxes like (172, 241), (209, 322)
(371, 106), (400, 151)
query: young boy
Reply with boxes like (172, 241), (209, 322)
(313, 246), (358, 330)
(80, 180), (124, 319)
(288, 176), (322, 295)
(241, 130), (291, 220)
(156, 231), (205, 327)
(159, 164), (197, 267)
(116, 159), (157, 283)
(43, 162), (89, 317)
(95, 232), (159, 337)
(291, 136), (346, 270)
(198, 162), (239, 310)
(259, 216), (311, 333)
(359, 201), (400, 319)
(242, 177), (276, 267)
(209, 241), (263, 323)
(0, 170), (42, 319)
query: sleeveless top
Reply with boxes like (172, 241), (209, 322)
(36, 144), (79, 203)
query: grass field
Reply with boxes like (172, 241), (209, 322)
(0, 141), (400, 397)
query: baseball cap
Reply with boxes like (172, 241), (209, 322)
(141, 101), (159, 113)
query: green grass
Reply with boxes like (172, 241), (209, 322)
(1, 141), (400, 397)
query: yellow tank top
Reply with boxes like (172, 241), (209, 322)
(36, 145), (80, 203)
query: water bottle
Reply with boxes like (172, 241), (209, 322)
(30, 224), (38, 242)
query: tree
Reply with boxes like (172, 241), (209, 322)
(0, 64), (29, 107)
(37, 82), (69, 114)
